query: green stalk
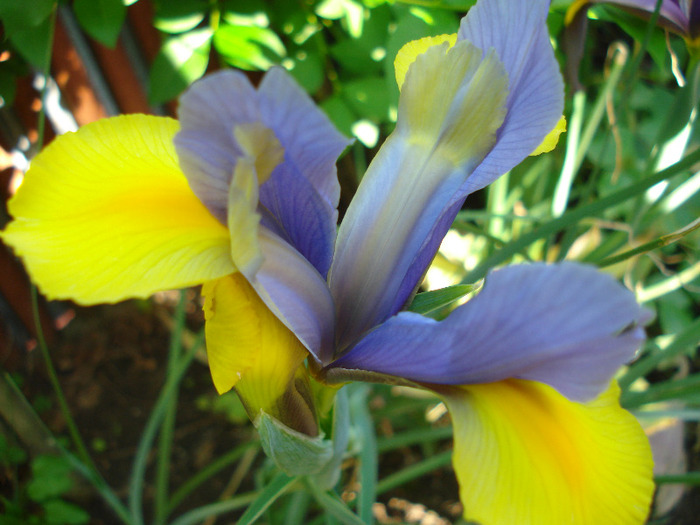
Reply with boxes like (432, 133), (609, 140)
(597, 217), (700, 268)
(154, 291), (188, 525)
(461, 147), (700, 284)
(127, 321), (201, 525)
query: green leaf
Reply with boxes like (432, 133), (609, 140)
(214, 24), (285, 70)
(27, 455), (75, 502)
(0, 0), (53, 37)
(329, 38), (383, 75)
(9, 15), (52, 70)
(235, 472), (296, 525)
(148, 28), (212, 104)
(73, 0), (127, 48)
(42, 500), (90, 525)
(343, 77), (390, 122)
(321, 95), (357, 137)
(408, 283), (480, 315)
(284, 48), (324, 94)
(153, 0), (207, 34)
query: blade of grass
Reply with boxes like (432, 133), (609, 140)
(235, 471), (296, 525)
(637, 262), (700, 303)
(597, 217), (700, 267)
(619, 318), (700, 391)
(655, 472), (700, 485)
(621, 373), (700, 408)
(167, 441), (260, 515)
(304, 480), (366, 525)
(349, 385), (377, 525)
(168, 491), (258, 525)
(128, 320), (203, 525)
(462, 147), (700, 284)
(375, 450), (453, 495)
(376, 426), (453, 453)
(154, 291), (187, 525)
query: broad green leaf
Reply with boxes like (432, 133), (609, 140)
(27, 455), (75, 502)
(321, 95), (356, 137)
(73, 0), (127, 48)
(42, 499), (90, 525)
(284, 47), (324, 94)
(148, 29), (212, 104)
(214, 24), (285, 70)
(9, 15), (52, 70)
(330, 38), (383, 75)
(0, 0), (53, 37)
(343, 77), (390, 121)
(153, 0), (207, 34)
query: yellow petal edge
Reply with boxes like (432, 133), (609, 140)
(394, 34), (458, 90)
(1, 115), (234, 304)
(444, 379), (654, 525)
(531, 115), (567, 156)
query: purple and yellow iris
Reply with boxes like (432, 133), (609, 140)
(1, 0), (654, 522)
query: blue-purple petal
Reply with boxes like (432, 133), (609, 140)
(257, 68), (353, 211)
(457, 0), (564, 194)
(259, 163), (336, 277)
(330, 262), (648, 402)
(249, 228), (336, 364)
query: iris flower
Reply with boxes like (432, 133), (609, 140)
(1, 0), (654, 522)
(568, 0), (700, 43)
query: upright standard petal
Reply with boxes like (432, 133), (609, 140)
(203, 273), (317, 436)
(1, 115), (234, 304)
(331, 263), (647, 402)
(330, 40), (508, 350)
(458, 0), (564, 194)
(175, 69), (350, 276)
(442, 380), (654, 524)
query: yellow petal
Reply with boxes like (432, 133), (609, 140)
(227, 157), (264, 276)
(227, 121), (285, 277)
(1, 115), (234, 304)
(233, 121), (284, 185)
(443, 380), (654, 524)
(394, 34), (457, 90)
(203, 273), (316, 435)
(530, 115), (567, 156)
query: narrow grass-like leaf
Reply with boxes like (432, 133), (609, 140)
(169, 492), (258, 525)
(167, 441), (260, 515)
(128, 321), (201, 525)
(235, 472), (296, 525)
(350, 385), (377, 524)
(655, 472), (700, 485)
(408, 284), (480, 315)
(620, 318), (700, 391)
(304, 480), (366, 525)
(621, 373), (700, 408)
(376, 426), (453, 453)
(376, 450), (453, 495)
(597, 218), (700, 267)
(462, 147), (700, 283)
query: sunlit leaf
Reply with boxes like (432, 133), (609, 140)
(153, 0), (207, 34)
(74, 0), (127, 48)
(148, 29), (212, 104)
